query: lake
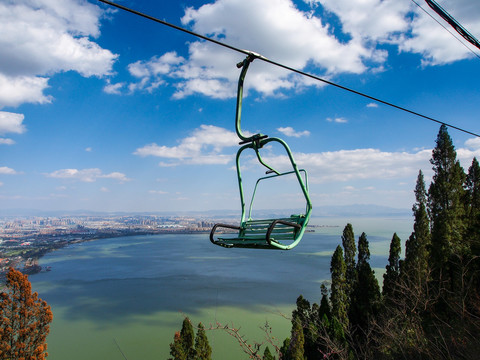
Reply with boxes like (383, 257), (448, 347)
(29, 217), (412, 359)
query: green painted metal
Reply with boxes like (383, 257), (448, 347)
(210, 53), (312, 250)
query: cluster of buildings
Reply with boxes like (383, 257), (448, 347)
(0, 214), (218, 274)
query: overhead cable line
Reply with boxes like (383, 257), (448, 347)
(424, 0), (480, 51)
(97, 0), (480, 138)
(410, 0), (480, 60)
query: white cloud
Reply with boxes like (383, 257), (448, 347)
(255, 148), (434, 184)
(366, 103), (379, 108)
(103, 82), (124, 95)
(134, 124), (238, 165)
(277, 126), (310, 137)
(326, 117), (348, 123)
(0, 111), (26, 134)
(0, 138), (15, 145)
(124, 52), (185, 94)
(0, 0), (117, 107)
(400, 0), (480, 65)
(0, 166), (18, 175)
(149, 190), (168, 195)
(45, 168), (130, 183)
(0, 74), (52, 108)
(85, 147), (92, 152)
(113, 0), (480, 100)
(465, 137), (480, 150)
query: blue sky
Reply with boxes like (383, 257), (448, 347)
(1, 0), (480, 213)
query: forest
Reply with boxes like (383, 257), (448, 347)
(170, 124), (480, 359)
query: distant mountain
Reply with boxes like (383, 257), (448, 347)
(0, 204), (410, 218)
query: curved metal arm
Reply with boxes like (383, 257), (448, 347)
(266, 219), (302, 246)
(235, 54), (266, 143)
(209, 223), (241, 245)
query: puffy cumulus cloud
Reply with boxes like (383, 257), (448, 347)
(465, 137), (480, 150)
(121, 52), (185, 94)
(0, 166), (19, 175)
(119, 0), (378, 99)
(0, 139), (15, 145)
(45, 168), (130, 183)
(315, 0), (480, 66)
(255, 148), (433, 183)
(0, 74), (52, 108)
(134, 124), (238, 165)
(277, 126), (310, 137)
(0, 111), (26, 134)
(0, 0), (117, 107)
(401, 0), (480, 65)
(117, 0), (479, 100)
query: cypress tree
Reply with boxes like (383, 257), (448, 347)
(464, 157), (480, 252)
(350, 233), (381, 330)
(180, 317), (195, 360)
(194, 323), (211, 360)
(428, 125), (466, 274)
(383, 233), (401, 302)
(341, 223), (357, 302)
(262, 345), (275, 360)
(403, 170), (430, 287)
(330, 245), (349, 329)
(289, 315), (305, 360)
(169, 332), (187, 360)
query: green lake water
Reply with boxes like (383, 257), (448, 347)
(29, 217), (413, 359)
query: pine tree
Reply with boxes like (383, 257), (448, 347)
(262, 345), (275, 360)
(403, 170), (430, 287)
(330, 245), (348, 329)
(180, 317), (196, 360)
(383, 233), (401, 302)
(194, 323), (211, 360)
(464, 157), (480, 252)
(289, 315), (305, 360)
(170, 332), (187, 360)
(341, 223), (356, 302)
(0, 267), (53, 360)
(349, 233), (381, 330)
(428, 125), (466, 273)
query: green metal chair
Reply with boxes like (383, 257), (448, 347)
(210, 54), (312, 250)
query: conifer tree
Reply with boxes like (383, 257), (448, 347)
(383, 233), (401, 302)
(289, 315), (305, 360)
(262, 345), (275, 360)
(194, 323), (211, 360)
(0, 267), (53, 360)
(341, 223), (357, 301)
(330, 245), (348, 329)
(169, 332), (187, 360)
(180, 317), (196, 360)
(464, 157), (480, 250)
(428, 125), (466, 273)
(403, 170), (430, 287)
(350, 233), (381, 330)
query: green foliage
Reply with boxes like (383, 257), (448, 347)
(289, 316), (305, 360)
(194, 323), (211, 360)
(403, 170), (430, 288)
(383, 233), (401, 300)
(341, 223), (357, 300)
(262, 345), (275, 360)
(428, 124), (466, 267)
(170, 318), (211, 360)
(350, 233), (381, 331)
(330, 245), (348, 329)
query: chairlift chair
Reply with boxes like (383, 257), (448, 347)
(210, 54), (312, 250)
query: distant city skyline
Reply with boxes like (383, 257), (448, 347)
(1, 0), (480, 213)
